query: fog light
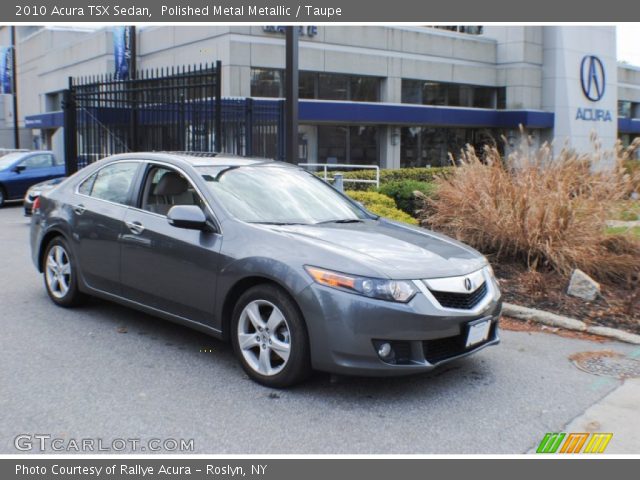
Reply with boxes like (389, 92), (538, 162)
(377, 342), (392, 358)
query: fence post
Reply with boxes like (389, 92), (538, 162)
(62, 84), (77, 176)
(245, 97), (253, 157)
(215, 60), (222, 153)
(333, 173), (344, 192)
(277, 100), (286, 161)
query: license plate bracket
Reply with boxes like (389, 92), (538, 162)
(466, 318), (492, 348)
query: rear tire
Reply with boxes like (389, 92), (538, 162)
(231, 284), (311, 388)
(43, 237), (85, 307)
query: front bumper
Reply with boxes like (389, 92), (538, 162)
(296, 277), (502, 376)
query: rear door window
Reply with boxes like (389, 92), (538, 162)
(79, 162), (139, 205)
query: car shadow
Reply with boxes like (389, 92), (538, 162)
(77, 295), (494, 403)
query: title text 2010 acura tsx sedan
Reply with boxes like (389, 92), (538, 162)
(30, 153), (501, 387)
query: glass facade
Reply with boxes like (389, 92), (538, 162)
(250, 68), (284, 98)
(429, 26), (484, 35)
(618, 101), (632, 119)
(400, 127), (503, 167)
(251, 68), (380, 102)
(402, 79), (505, 109)
(317, 125), (379, 165)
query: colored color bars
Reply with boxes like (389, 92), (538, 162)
(536, 433), (613, 453)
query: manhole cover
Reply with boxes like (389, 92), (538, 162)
(570, 351), (640, 379)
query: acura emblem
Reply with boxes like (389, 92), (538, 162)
(464, 277), (473, 291)
(580, 55), (606, 102)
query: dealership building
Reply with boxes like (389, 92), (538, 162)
(1, 25), (639, 167)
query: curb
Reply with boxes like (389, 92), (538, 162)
(606, 220), (640, 228)
(502, 302), (640, 345)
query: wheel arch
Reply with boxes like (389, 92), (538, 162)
(220, 275), (308, 342)
(37, 229), (70, 272)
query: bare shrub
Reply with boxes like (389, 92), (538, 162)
(417, 133), (640, 283)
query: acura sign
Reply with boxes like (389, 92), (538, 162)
(580, 55), (606, 101)
(576, 54), (612, 122)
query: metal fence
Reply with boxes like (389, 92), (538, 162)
(298, 163), (381, 189)
(62, 63), (290, 173)
(219, 98), (285, 160)
(64, 62), (222, 173)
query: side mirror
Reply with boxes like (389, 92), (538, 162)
(12, 165), (26, 174)
(167, 205), (211, 231)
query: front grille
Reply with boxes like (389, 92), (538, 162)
(423, 321), (497, 364)
(429, 281), (488, 309)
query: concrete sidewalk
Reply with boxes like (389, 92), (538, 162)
(563, 378), (640, 454)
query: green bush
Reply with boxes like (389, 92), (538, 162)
(378, 180), (438, 215)
(345, 190), (418, 225)
(336, 166), (453, 191)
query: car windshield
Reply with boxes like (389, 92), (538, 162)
(198, 165), (369, 225)
(0, 152), (27, 170)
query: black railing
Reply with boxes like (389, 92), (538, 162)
(63, 62), (222, 174)
(63, 61), (288, 175)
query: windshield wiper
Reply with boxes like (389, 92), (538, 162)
(315, 218), (364, 225)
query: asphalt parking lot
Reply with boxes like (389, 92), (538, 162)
(0, 203), (637, 454)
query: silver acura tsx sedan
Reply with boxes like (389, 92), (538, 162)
(30, 153), (501, 387)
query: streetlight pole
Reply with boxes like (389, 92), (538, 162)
(285, 27), (299, 164)
(10, 26), (19, 149)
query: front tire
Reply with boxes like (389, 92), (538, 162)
(0, 186), (6, 208)
(231, 284), (311, 388)
(43, 237), (84, 307)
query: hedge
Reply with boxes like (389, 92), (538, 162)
(378, 180), (438, 216)
(345, 190), (418, 225)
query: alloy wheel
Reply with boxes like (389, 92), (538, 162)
(45, 245), (71, 299)
(237, 299), (292, 376)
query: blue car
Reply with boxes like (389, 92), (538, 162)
(0, 151), (65, 207)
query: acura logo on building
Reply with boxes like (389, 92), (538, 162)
(580, 55), (606, 102)
(464, 277), (473, 292)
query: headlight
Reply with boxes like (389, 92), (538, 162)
(305, 266), (417, 303)
(485, 262), (494, 278)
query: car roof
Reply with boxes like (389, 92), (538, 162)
(103, 152), (294, 169)
(1, 150), (54, 158)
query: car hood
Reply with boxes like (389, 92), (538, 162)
(268, 219), (486, 279)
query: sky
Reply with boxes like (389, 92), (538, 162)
(617, 24), (640, 67)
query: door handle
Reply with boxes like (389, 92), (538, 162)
(73, 204), (86, 215)
(125, 220), (145, 235)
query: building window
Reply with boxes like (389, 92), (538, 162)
(250, 68), (380, 102)
(474, 87), (497, 108)
(618, 101), (632, 119)
(318, 125), (348, 163)
(402, 79), (503, 109)
(497, 88), (507, 110)
(318, 73), (349, 100)
(423, 82), (448, 106)
(350, 77), (379, 102)
(251, 68), (284, 98)
(45, 91), (64, 112)
(349, 126), (379, 165)
(429, 26), (484, 35)
(317, 125), (379, 165)
(400, 127), (503, 167)
(299, 71), (317, 99)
